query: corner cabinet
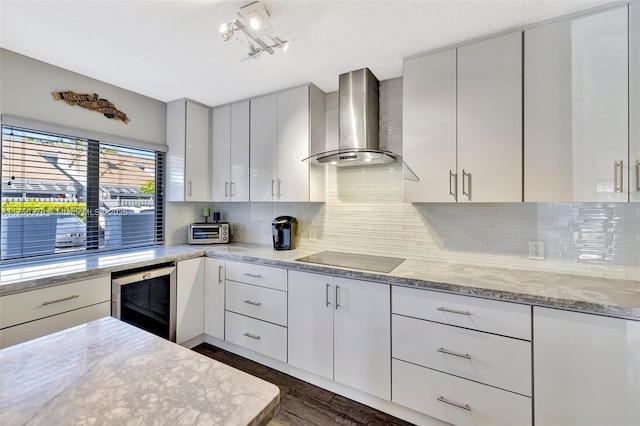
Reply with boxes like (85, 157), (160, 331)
(524, 6), (630, 202)
(533, 307), (640, 425)
(204, 257), (225, 340)
(176, 257), (205, 345)
(249, 84), (326, 202)
(403, 32), (522, 202)
(288, 270), (391, 400)
(631, 1), (640, 202)
(167, 99), (211, 202)
(211, 101), (250, 202)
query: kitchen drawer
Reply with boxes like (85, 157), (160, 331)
(392, 314), (531, 396)
(0, 301), (110, 349)
(225, 311), (287, 362)
(392, 359), (532, 426)
(226, 281), (287, 326)
(392, 286), (531, 340)
(225, 261), (287, 291)
(0, 275), (111, 330)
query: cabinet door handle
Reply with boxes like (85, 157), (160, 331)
(325, 283), (331, 307)
(437, 306), (471, 316)
(636, 160), (640, 193)
(42, 294), (79, 306)
(225, 181), (229, 197)
(231, 181), (236, 196)
(335, 285), (340, 310)
(218, 265), (223, 284)
(462, 169), (471, 200)
(244, 273), (262, 278)
(243, 299), (262, 306)
(614, 160), (623, 193)
(271, 179), (275, 197)
(277, 179), (282, 199)
(437, 396), (471, 411)
(437, 347), (471, 360)
(187, 180), (193, 197)
(449, 170), (457, 201)
(243, 332), (261, 340)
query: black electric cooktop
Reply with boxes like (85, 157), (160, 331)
(296, 251), (405, 273)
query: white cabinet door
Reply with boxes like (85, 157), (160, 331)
(250, 94), (278, 201)
(176, 257), (204, 345)
(288, 270), (334, 380)
(211, 105), (231, 202)
(403, 49), (457, 202)
(277, 86), (309, 202)
(533, 307), (640, 426)
(631, 2), (640, 202)
(457, 32), (522, 202)
(525, 7), (629, 202)
(185, 101), (211, 202)
(333, 277), (390, 400)
(230, 101), (250, 202)
(204, 257), (225, 340)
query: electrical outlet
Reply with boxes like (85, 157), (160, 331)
(529, 241), (544, 260)
(308, 227), (317, 242)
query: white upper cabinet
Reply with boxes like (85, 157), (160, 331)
(212, 101), (250, 202)
(457, 32), (523, 202)
(524, 7), (629, 202)
(403, 32), (522, 203)
(403, 49), (457, 202)
(167, 99), (211, 202)
(631, 2), (640, 202)
(250, 85), (325, 202)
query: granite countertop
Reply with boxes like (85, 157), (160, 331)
(1, 243), (639, 320)
(0, 317), (280, 426)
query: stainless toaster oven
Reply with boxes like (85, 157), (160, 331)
(188, 223), (230, 244)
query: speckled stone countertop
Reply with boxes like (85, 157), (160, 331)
(0, 317), (280, 426)
(1, 243), (639, 320)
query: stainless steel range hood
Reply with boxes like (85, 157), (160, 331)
(304, 68), (399, 167)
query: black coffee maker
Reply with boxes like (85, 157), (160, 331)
(272, 216), (298, 250)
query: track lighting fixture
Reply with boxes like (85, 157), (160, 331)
(219, 1), (290, 60)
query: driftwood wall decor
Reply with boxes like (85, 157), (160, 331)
(51, 91), (130, 124)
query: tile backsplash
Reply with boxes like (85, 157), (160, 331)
(166, 78), (640, 281)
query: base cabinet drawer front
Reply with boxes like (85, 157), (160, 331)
(225, 311), (287, 362)
(392, 314), (531, 396)
(392, 286), (531, 340)
(392, 359), (532, 426)
(226, 281), (287, 326)
(225, 261), (287, 291)
(0, 275), (111, 329)
(0, 301), (110, 349)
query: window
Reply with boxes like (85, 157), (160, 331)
(0, 126), (164, 261)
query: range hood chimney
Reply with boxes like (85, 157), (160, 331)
(304, 68), (399, 166)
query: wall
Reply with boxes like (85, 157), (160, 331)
(168, 78), (640, 281)
(0, 49), (166, 148)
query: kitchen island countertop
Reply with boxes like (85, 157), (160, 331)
(0, 316), (280, 426)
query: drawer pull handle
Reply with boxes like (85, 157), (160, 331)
(42, 294), (79, 306)
(244, 273), (262, 278)
(437, 396), (471, 411)
(437, 347), (471, 360)
(243, 332), (261, 340)
(243, 300), (262, 306)
(437, 307), (471, 316)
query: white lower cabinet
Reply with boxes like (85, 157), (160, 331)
(533, 307), (640, 426)
(204, 257), (225, 340)
(391, 286), (532, 425)
(176, 257), (205, 345)
(288, 270), (391, 401)
(225, 311), (287, 362)
(0, 275), (110, 349)
(393, 359), (532, 426)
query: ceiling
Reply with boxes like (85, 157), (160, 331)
(0, 0), (613, 107)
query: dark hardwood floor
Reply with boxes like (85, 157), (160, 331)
(192, 343), (415, 426)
